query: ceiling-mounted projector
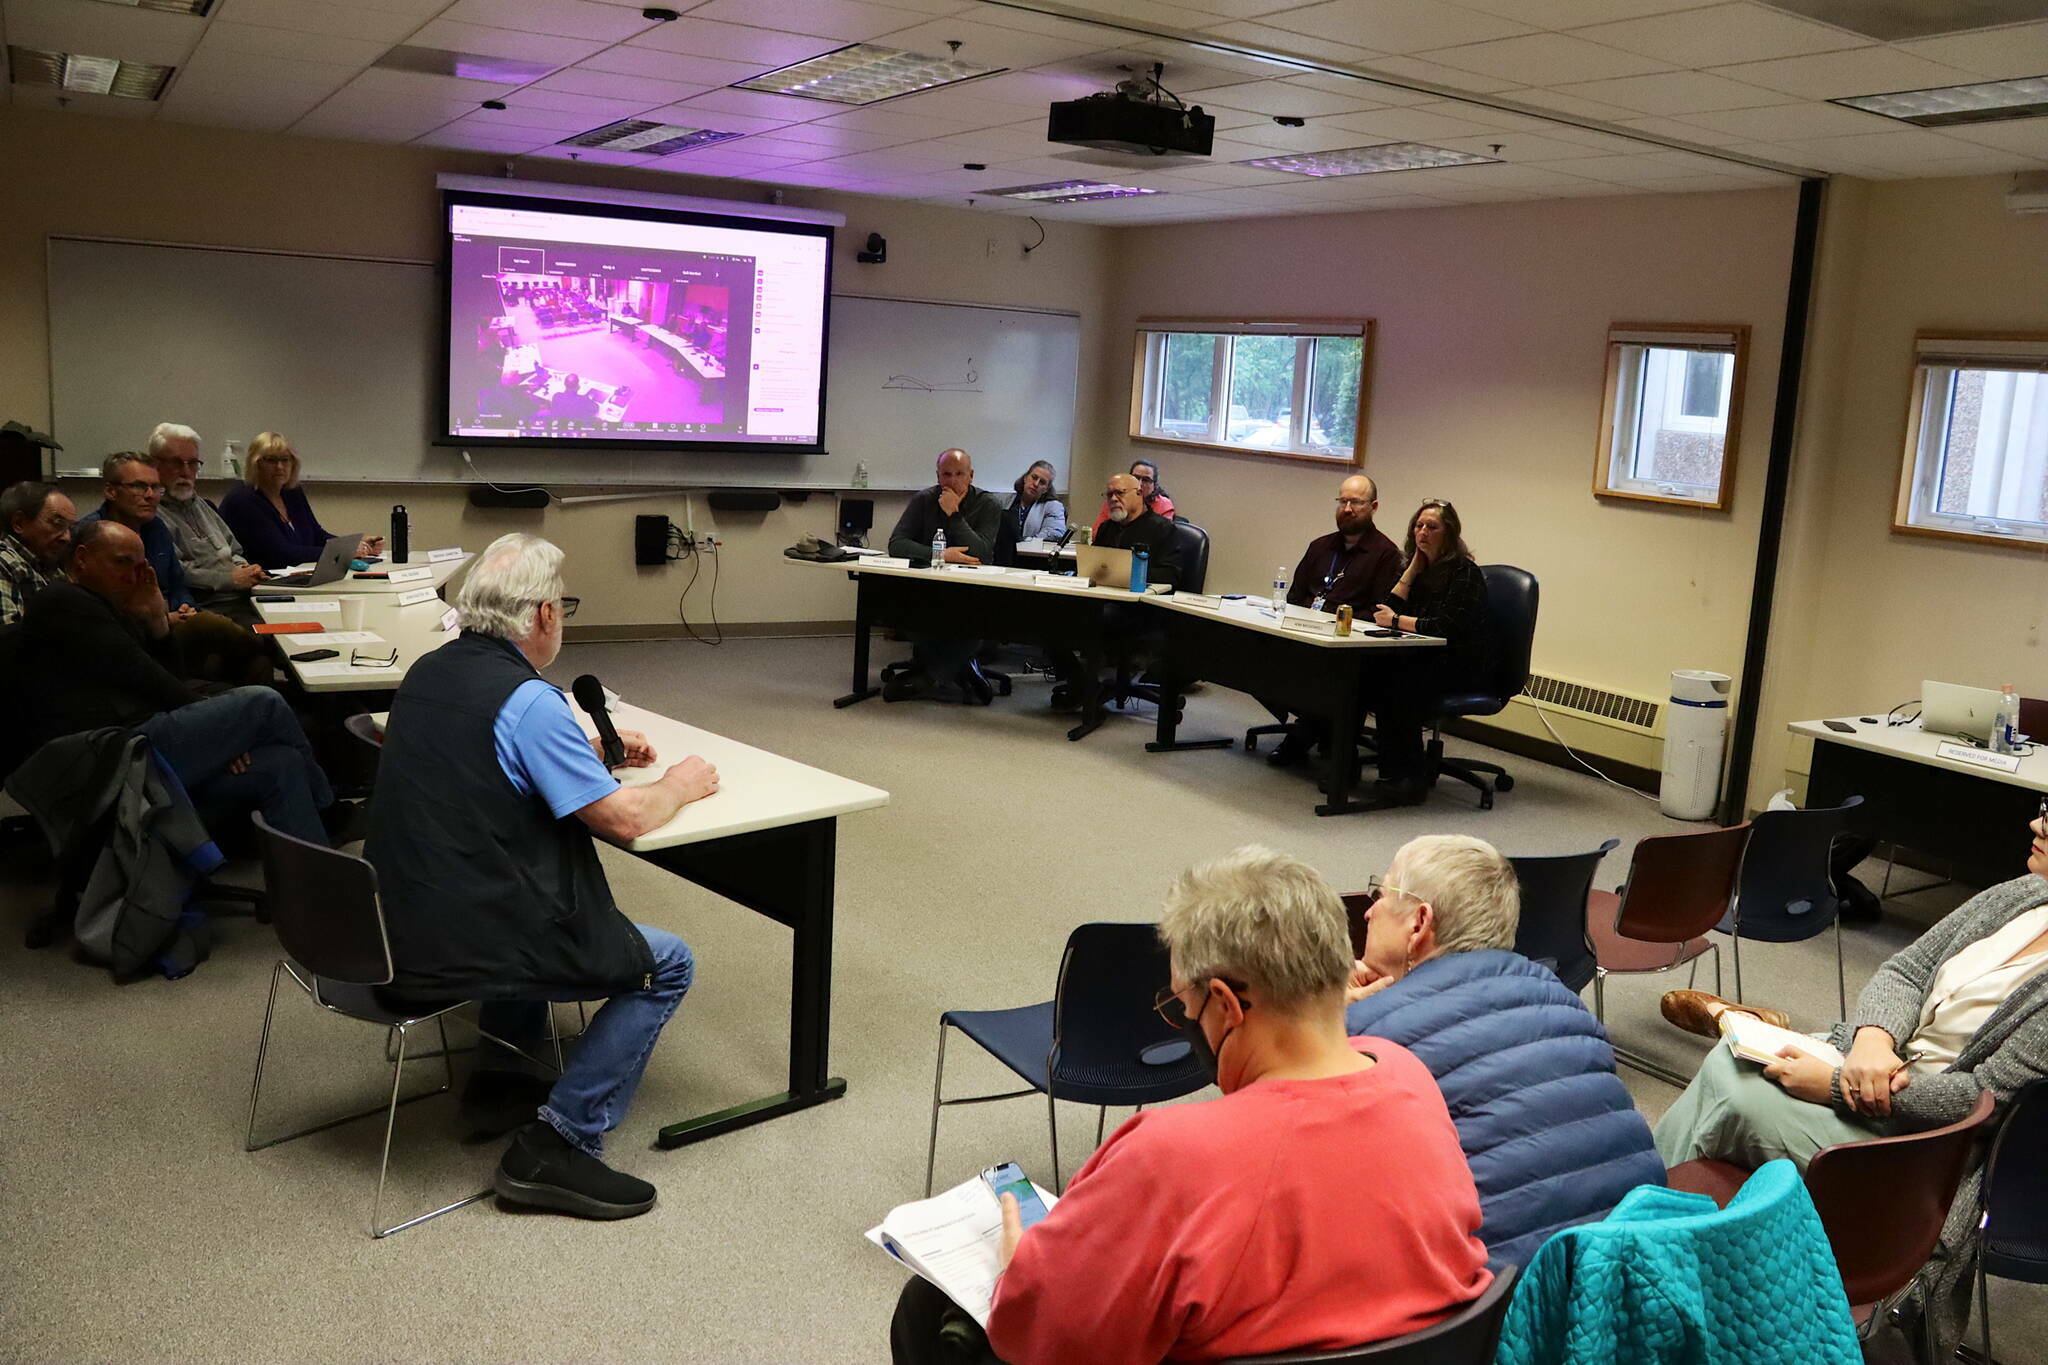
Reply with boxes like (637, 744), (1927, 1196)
(1048, 64), (1213, 159)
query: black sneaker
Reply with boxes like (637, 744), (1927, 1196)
(494, 1120), (656, 1220)
(460, 1070), (554, 1141)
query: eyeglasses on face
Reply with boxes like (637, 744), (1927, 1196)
(1152, 977), (1251, 1029)
(114, 480), (165, 495)
(1135, 475), (1157, 486)
(1366, 875), (1413, 904)
(1335, 497), (1373, 508)
(559, 595), (580, 618)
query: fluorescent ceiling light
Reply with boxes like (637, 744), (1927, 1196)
(559, 120), (745, 155)
(1834, 75), (2048, 128)
(734, 43), (1003, 106)
(88, 0), (213, 12)
(6, 46), (174, 100)
(1237, 142), (1500, 176)
(1759, 0), (2045, 42)
(377, 46), (557, 85)
(981, 179), (1159, 203)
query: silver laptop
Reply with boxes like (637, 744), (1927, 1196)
(1074, 543), (1132, 589)
(1922, 680), (2003, 743)
(273, 533), (364, 587)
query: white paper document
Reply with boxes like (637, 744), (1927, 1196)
(1720, 1012), (1844, 1068)
(262, 598), (340, 616)
(278, 631), (386, 646)
(866, 1174), (1059, 1328)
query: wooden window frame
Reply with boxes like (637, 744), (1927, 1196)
(1892, 330), (2048, 551)
(1593, 322), (1749, 512)
(1127, 317), (1372, 467)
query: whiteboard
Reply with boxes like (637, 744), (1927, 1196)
(46, 237), (1078, 492)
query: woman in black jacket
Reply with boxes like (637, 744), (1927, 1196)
(1370, 499), (1491, 804)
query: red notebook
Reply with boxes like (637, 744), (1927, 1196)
(253, 622), (324, 635)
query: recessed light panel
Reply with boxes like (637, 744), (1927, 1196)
(377, 46), (558, 85)
(1834, 75), (2048, 128)
(981, 179), (1159, 203)
(734, 43), (1003, 106)
(7, 46), (174, 99)
(1237, 142), (1500, 176)
(559, 120), (745, 155)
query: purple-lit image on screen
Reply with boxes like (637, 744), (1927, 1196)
(443, 194), (830, 450)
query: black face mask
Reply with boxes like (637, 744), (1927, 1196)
(1182, 986), (1237, 1084)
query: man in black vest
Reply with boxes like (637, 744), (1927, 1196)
(364, 533), (720, 1220)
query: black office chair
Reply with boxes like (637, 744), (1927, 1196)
(1718, 796), (1862, 1015)
(1424, 564), (1539, 810)
(1218, 1266), (1519, 1364)
(1106, 521), (1211, 712)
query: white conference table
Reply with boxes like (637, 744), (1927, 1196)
(1794, 714), (2046, 887)
(258, 594), (459, 694)
(262, 551), (471, 596)
(794, 557), (1440, 814)
(372, 697), (889, 1147)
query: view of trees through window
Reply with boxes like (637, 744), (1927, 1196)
(1141, 328), (1364, 459)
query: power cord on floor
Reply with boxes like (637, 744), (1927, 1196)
(1530, 704), (1661, 804)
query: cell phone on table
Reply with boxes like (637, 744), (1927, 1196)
(1823, 719), (1857, 733)
(290, 648), (340, 662)
(980, 1162), (1050, 1231)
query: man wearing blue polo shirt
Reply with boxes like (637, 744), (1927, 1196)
(365, 532), (720, 1220)
(77, 452), (197, 613)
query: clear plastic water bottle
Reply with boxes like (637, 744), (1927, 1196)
(1130, 547), (1149, 593)
(1270, 564), (1289, 614)
(1995, 683), (2020, 754)
(931, 527), (946, 569)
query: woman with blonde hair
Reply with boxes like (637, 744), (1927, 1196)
(218, 431), (382, 570)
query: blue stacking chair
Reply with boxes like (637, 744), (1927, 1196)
(1719, 797), (1863, 1017)
(1508, 839), (1619, 994)
(1977, 1079), (2048, 1363)
(924, 922), (1211, 1194)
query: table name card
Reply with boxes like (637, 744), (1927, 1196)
(275, 598), (340, 614)
(426, 547), (466, 563)
(1173, 593), (1223, 611)
(386, 565), (435, 584)
(439, 606), (462, 633)
(395, 586), (440, 607)
(1936, 742), (2022, 774)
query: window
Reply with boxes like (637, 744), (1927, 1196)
(1594, 324), (1749, 510)
(1131, 319), (1370, 463)
(1896, 333), (2048, 548)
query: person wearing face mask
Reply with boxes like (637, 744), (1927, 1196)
(1369, 499), (1492, 806)
(1344, 834), (1662, 1268)
(889, 845), (1491, 1365)
(148, 423), (267, 625)
(1653, 812), (2048, 1362)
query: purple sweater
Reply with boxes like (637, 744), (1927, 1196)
(218, 484), (335, 571)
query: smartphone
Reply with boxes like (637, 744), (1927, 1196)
(1823, 719), (1856, 733)
(290, 648), (340, 662)
(980, 1162), (1050, 1231)
(351, 572), (389, 580)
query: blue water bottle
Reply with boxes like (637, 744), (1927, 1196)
(1129, 547), (1149, 593)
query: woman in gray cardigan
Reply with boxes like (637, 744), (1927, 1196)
(1655, 813), (2048, 1359)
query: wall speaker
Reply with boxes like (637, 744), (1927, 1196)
(635, 514), (669, 566)
(707, 490), (780, 513)
(839, 498), (875, 533)
(467, 486), (549, 509)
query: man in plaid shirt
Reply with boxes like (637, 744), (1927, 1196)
(0, 481), (77, 625)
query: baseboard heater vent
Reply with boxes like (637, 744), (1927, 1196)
(1522, 673), (1661, 733)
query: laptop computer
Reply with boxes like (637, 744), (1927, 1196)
(271, 533), (364, 587)
(1074, 543), (1132, 589)
(1922, 680), (2003, 744)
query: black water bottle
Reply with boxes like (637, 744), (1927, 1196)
(390, 504), (409, 564)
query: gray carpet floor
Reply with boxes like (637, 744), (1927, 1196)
(2, 636), (2040, 1363)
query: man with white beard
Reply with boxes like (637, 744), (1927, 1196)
(149, 422), (266, 624)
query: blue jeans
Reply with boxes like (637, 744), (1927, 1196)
(140, 686), (334, 846)
(478, 924), (695, 1157)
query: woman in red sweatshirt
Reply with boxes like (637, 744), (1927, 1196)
(892, 845), (1492, 1365)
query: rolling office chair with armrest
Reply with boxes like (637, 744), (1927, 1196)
(1422, 564), (1538, 811)
(1106, 520), (1211, 713)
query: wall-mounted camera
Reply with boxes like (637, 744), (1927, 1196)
(856, 232), (887, 265)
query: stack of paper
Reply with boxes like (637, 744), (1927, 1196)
(1720, 1011), (1844, 1067)
(866, 1175), (1059, 1327)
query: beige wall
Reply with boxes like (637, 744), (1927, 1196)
(1763, 174), (2048, 808)
(1100, 189), (1801, 771)
(0, 105), (1117, 630)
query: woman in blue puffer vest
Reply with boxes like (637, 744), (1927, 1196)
(1346, 835), (1666, 1267)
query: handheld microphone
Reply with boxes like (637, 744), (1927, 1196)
(571, 673), (625, 768)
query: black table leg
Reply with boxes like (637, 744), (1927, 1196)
(647, 817), (848, 1148)
(1145, 672), (1233, 753)
(834, 576), (878, 708)
(1316, 666), (1371, 816)
(1067, 642), (1105, 741)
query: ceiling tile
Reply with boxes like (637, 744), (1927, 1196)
(505, 83), (661, 116)
(435, 0), (654, 42)
(1897, 21), (2048, 80)
(1276, 69), (1436, 105)
(1321, 104), (1517, 140)
(1197, 19), (1384, 67)
(1709, 46), (1979, 101)
(1257, 0), (1535, 55)
(291, 118), (422, 143)
(533, 68), (709, 104)
(872, 16), (1103, 67)
(6, 0), (203, 65)
(1355, 53), (1523, 94)
(1457, 0), (1703, 23)
(687, 0), (941, 42)
(408, 19), (606, 66)
(175, 45), (361, 88)
(1139, 158), (1299, 186)
(809, 102), (998, 134)
(666, 85), (837, 123)
(304, 85), (480, 123)
(191, 20), (385, 69)
(625, 17), (845, 66)
(1944, 119), (2048, 158)
(1615, 113), (1752, 145)
(1185, 78), (1386, 117)
(634, 102), (796, 135)
(416, 124), (558, 152)
(575, 46), (765, 86)
(221, 0), (429, 46)
(1775, 126), (2015, 165)
(1680, 98), (1894, 139)
(344, 63), (522, 103)
(1432, 129), (1615, 160)
(460, 100), (627, 131)
(1488, 85), (1638, 120)
(1224, 118), (1410, 151)
(1420, 31), (1676, 84)
(1572, 3), (1870, 67)
(750, 120), (913, 150)
(1546, 69), (1784, 115)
